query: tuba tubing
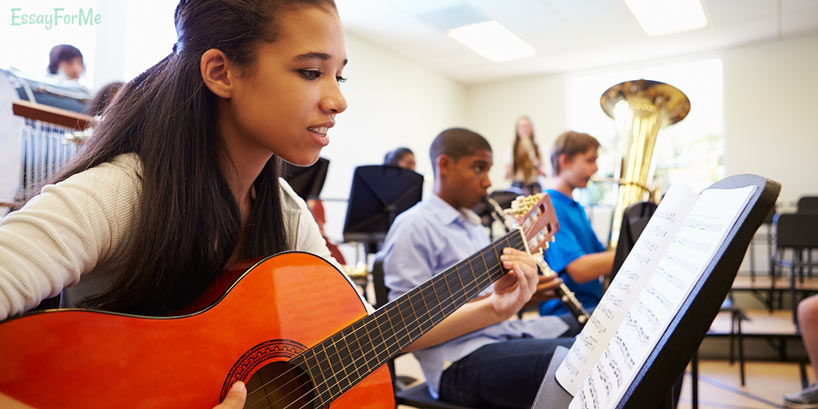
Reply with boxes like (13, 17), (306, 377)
(600, 79), (690, 248)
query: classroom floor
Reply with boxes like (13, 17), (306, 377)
(679, 360), (806, 409)
(393, 347), (809, 409)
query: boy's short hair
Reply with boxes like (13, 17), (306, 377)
(429, 128), (491, 174)
(47, 44), (83, 75)
(550, 131), (600, 175)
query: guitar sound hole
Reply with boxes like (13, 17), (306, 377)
(245, 361), (316, 409)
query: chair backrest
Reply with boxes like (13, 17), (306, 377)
(776, 213), (818, 248)
(797, 196), (818, 214)
(611, 200), (658, 276)
(371, 255), (390, 310)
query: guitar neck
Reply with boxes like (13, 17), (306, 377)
(291, 229), (527, 406)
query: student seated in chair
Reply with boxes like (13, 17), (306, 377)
(380, 128), (580, 408)
(539, 131), (615, 317)
(784, 295), (818, 408)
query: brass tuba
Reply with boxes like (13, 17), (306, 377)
(601, 79), (690, 248)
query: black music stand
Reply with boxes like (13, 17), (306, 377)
(281, 157), (330, 201)
(472, 190), (522, 240)
(533, 174), (780, 409)
(342, 165), (423, 254)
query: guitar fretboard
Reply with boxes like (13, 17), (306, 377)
(291, 229), (527, 406)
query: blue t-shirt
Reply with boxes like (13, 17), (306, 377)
(540, 189), (606, 315)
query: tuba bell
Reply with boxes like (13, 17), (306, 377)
(601, 79), (690, 248)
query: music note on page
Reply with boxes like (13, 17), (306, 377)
(556, 185), (700, 396)
(566, 185), (756, 409)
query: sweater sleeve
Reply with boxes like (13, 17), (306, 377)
(0, 155), (141, 320)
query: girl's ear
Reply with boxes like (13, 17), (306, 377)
(200, 49), (234, 98)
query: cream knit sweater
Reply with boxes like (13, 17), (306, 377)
(0, 154), (348, 320)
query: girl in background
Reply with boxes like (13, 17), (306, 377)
(505, 115), (545, 195)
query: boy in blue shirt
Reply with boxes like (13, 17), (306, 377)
(540, 131), (615, 316)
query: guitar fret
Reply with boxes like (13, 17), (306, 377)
(430, 275), (442, 306)
(395, 301), (415, 344)
(339, 330), (362, 381)
(434, 274), (457, 317)
(397, 298), (423, 342)
(441, 270), (454, 301)
(453, 264), (472, 305)
(429, 276), (448, 321)
(364, 318), (388, 366)
(321, 343), (343, 398)
(466, 256), (478, 285)
(378, 307), (396, 357)
(421, 284), (445, 330)
(300, 230), (526, 406)
(350, 322), (372, 373)
(447, 269), (467, 312)
(491, 241), (502, 278)
(373, 314), (391, 359)
(479, 247), (491, 280)
(309, 348), (329, 405)
(331, 336), (351, 386)
(417, 286), (435, 327)
(383, 304), (409, 357)
(406, 291), (421, 326)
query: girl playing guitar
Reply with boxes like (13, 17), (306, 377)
(0, 1), (549, 408)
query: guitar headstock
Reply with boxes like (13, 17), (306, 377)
(506, 193), (560, 254)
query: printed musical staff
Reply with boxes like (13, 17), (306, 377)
(563, 185), (757, 409)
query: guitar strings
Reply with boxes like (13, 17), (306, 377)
(269, 260), (510, 409)
(243, 232), (521, 405)
(282, 249), (521, 409)
(259, 233), (525, 409)
(244, 234), (527, 409)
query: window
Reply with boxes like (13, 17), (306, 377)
(564, 59), (725, 207)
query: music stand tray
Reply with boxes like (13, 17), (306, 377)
(533, 174), (780, 409)
(342, 165), (423, 252)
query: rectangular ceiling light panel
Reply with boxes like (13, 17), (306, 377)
(447, 20), (537, 63)
(624, 0), (708, 36)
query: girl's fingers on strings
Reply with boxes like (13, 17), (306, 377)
(213, 382), (246, 409)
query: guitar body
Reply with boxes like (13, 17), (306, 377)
(0, 252), (394, 408)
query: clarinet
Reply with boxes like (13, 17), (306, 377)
(486, 197), (590, 325)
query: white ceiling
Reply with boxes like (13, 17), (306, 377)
(337, 0), (818, 84)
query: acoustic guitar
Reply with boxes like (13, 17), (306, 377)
(0, 194), (558, 408)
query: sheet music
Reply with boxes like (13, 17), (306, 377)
(569, 185), (756, 409)
(555, 186), (698, 395)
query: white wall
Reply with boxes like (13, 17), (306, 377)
(722, 32), (818, 206)
(320, 32), (468, 242)
(464, 75), (566, 191)
(464, 32), (818, 207)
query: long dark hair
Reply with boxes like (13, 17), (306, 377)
(85, 81), (124, 116)
(45, 0), (337, 315)
(512, 115), (542, 176)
